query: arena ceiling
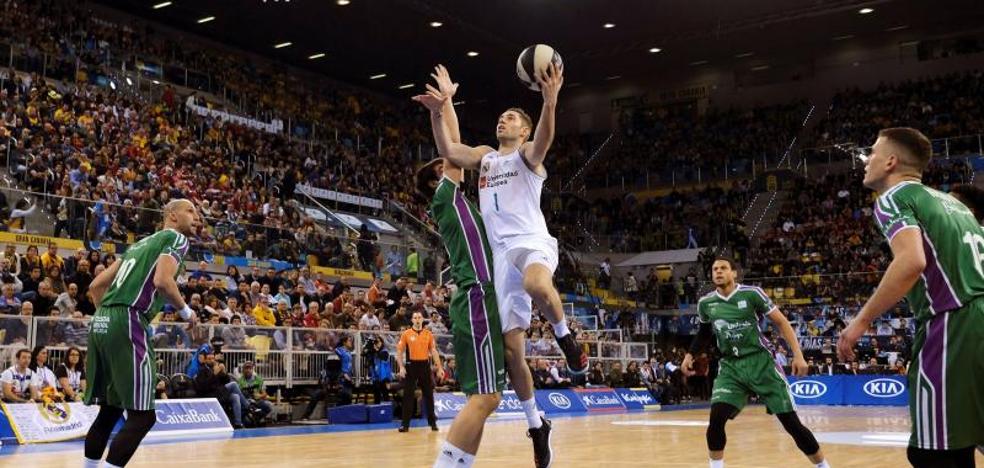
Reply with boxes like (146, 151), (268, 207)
(94, 0), (984, 113)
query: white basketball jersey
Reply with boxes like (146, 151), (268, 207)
(478, 149), (552, 245)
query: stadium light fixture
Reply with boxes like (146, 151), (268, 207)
(274, 42), (292, 49)
(648, 47), (662, 53)
(467, 51), (479, 57)
(336, 0), (350, 4)
(308, 53), (326, 60)
(832, 34), (855, 41)
(430, 21), (443, 28)
(153, 2), (172, 9)
(603, 23), (615, 29)
(125, 77), (133, 86)
(197, 16), (215, 24)
(735, 52), (755, 58)
(751, 64), (771, 71)
(885, 25), (908, 32)
(689, 60), (708, 66)
(605, 75), (622, 80)
(370, 73), (387, 80)
(398, 83), (415, 89)
(858, 8), (874, 14)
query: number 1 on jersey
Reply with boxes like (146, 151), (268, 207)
(493, 193), (500, 212)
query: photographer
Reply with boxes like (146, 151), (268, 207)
(193, 351), (247, 429)
(299, 336), (353, 421)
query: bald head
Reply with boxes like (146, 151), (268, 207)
(163, 199), (194, 216)
(162, 198), (198, 235)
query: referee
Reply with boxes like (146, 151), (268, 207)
(396, 311), (444, 432)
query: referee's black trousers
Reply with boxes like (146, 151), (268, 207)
(401, 360), (436, 427)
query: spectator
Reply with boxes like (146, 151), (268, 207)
(607, 362), (624, 388)
(623, 361), (642, 388)
(28, 346), (58, 396)
(152, 307), (191, 348)
(587, 362), (606, 386)
(0, 283), (22, 313)
(62, 311), (89, 347)
(599, 258), (612, 289)
(194, 351), (247, 429)
(54, 283), (78, 317)
(359, 308), (382, 330)
(1, 349), (37, 402)
(40, 242), (63, 274)
(625, 272), (638, 299)
(406, 247), (419, 280)
(236, 361), (274, 424)
(386, 246), (403, 279)
(55, 346), (85, 401)
(222, 315), (249, 350)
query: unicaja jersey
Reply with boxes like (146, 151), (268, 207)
(697, 285), (778, 359)
(100, 229), (190, 320)
(873, 180), (984, 320)
(478, 149), (551, 245)
(429, 177), (494, 289)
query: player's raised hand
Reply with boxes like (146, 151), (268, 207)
(536, 62), (563, 106)
(412, 85), (450, 113)
(431, 65), (459, 101)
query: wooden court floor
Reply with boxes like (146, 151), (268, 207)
(4, 406), (982, 467)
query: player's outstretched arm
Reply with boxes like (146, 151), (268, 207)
(522, 62), (563, 171)
(837, 228), (925, 361)
(431, 65), (462, 145)
(413, 86), (491, 170)
(767, 308), (808, 376)
(89, 259), (122, 308)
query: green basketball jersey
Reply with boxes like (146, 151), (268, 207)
(100, 229), (190, 320)
(873, 181), (984, 320)
(697, 285), (778, 359)
(429, 177), (494, 288)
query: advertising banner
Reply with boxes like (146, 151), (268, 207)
(534, 389), (586, 415)
(1, 400), (101, 444)
(434, 392), (467, 420)
(146, 398), (234, 437)
(786, 375), (907, 406)
(614, 388), (659, 410)
(574, 388), (626, 413)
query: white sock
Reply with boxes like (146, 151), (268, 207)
(815, 460), (830, 468)
(520, 398), (542, 429)
(551, 319), (571, 338)
(105, 463), (122, 468)
(433, 441), (475, 468)
(709, 459), (724, 468)
(83, 458), (101, 468)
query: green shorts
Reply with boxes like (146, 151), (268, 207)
(909, 300), (984, 450)
(449, 282), (505, 395)
(711, 351), (795, 415)
(84, 305), (157, 411)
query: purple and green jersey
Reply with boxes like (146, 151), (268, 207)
(100, 229), (190, 320)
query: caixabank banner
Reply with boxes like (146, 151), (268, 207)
(574, 388), (626, 413)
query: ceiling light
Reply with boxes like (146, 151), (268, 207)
(751, 64), (771, 71)
(197, 16), (215, 24)
(336, 0), (350, 4)
(603, 23), (615, 29)
(605, 75), (621, 80)
(467, 51), (479, 57)
(398, 83), (415, 89)
(689, 60), (708, 66)
(153, 1), (172, 9)
(832, 34), (854, 41)
(152, 80), (161, 85)
(885, 25), (909, 32)
(734, 52), (755, 58)
(648, 47), (662, 53)
(125, 77), (133, 86)
(370, 73), (387, 80)
(109, 81), (117, 90)
(274, 42), (292, 49)
(452, 101), (465, 106)
(429, 21), (443, 28)
(308, 53), (325, 60)
(858, 8), (874, 14)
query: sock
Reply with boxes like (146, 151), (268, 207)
(433, 441), (475, 468)
(520, 398), (542, 429)
(105, 464), (122, 468)
(815, 461), (830, 468)
(551, 319), (571, 338)
(709, 459), (724, 468)
(83, 458), (101, 468)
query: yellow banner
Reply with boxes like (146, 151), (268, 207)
(0, 232), (115, 254)
(311, 265), (373, 281)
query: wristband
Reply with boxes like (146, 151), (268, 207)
(178, 305), (195, 321)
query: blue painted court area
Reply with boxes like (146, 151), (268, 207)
(0, 403), (710, 458)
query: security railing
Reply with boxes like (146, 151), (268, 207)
(2, 315), (651, 388)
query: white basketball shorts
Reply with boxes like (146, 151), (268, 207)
(492, 236), (559, 333)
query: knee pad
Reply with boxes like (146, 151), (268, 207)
(777, 412), (820, 456)
(706, 403), (738, 451)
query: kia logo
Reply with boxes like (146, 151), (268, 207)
(863, 379), (905, 398)
(789, 380), (828, 398)
(548, 393), (572, 409)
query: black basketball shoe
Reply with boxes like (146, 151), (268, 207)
(527, 417), (553, 468)
(557, 333), (588, 375)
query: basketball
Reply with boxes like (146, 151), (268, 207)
(516, 44), (564, 91)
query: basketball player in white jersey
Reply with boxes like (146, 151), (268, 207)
(415, 63), (586, 468)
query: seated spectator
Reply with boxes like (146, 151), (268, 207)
(62, 311), (89, 347)
(607, 362), (625, 388)
(54, 283), (78, 317)
(153, 307), (191, 348)
(55, 346), (85, 401)
(236, 361), (274, 424)
(623, 361), (642, 388)
(28, 345), (58, 396)
(0, 283), (22, 313)
(587, 362), (606, 386)
(1, 349), (37, 402)
(193, 350), (248, 429)
(222, 315), (249, 350)
(549, 360), (574, 389)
